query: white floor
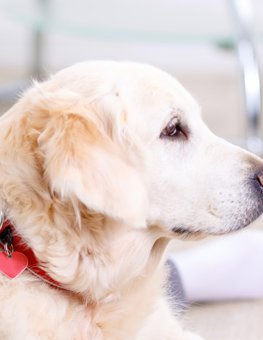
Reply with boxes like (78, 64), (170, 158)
(182, 299), (263, 340)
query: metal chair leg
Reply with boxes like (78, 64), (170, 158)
(32, 0), (49, 80)
(0, 0), (49, 104)
(229, 0), (262, 155)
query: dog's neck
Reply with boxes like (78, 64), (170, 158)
(0, 220), (70, 291)
(0, 220), (169, 296)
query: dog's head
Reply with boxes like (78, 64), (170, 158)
(0, 61), (263, 297)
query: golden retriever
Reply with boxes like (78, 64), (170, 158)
(0, 61), (262, 340)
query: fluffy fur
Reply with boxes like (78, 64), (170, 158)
(0, 61), (262, 340)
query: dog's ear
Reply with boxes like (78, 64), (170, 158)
(36, 90), (148, 228)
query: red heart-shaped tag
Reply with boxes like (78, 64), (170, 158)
(0, 251), (28, 279)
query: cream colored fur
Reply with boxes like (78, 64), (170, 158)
(0, 61), (262, 340)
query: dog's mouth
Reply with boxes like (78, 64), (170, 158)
(172, 225), (242, 239)
(173, 227), (194, 235)
(172, 227), (206, 240)
(172, 227), (234, 241)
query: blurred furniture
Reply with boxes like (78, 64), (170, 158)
(230, 0), (262, 154)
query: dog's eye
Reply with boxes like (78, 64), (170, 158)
(165, 120), (178, 136)
(160, 118), (186, 139)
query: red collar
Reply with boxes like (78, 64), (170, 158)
(0, 220), (70, 291)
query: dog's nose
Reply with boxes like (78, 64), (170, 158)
(257, 173), (263, 187)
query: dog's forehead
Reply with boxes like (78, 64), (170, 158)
(51, 61), (201, 140)
(116, 63), (201, 139)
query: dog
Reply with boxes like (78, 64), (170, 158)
(0, 61), (262, 340)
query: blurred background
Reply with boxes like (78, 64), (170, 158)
(1, 0), (263, 339)
(1, 0), (263, 145)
